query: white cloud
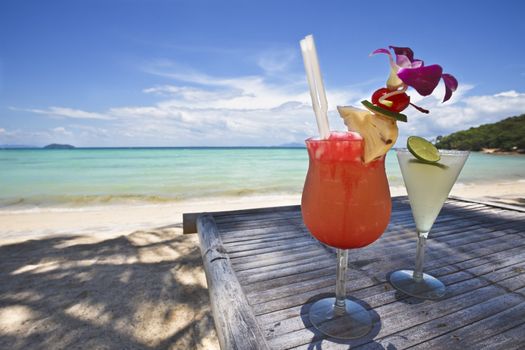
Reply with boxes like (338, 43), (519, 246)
(143, 85), (243, 103)
(0, 125), (110, 147)
(256, 48), (297, 74)
(12, 107), (112, 120)
(494, 91), (520, 98)
(52, 126), (73, 136)
(0, 128), (53, 145)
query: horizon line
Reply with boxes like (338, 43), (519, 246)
(0, 145), (308, 150)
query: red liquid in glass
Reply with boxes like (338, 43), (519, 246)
(301, 132), (391, 249)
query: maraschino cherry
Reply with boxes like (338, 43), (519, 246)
(371, 88), (410, 113)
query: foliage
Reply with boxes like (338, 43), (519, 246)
(434, 114), (525, 151)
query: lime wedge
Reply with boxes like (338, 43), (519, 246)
(361, 100), (408, 123)
(407, 136), (441, 163)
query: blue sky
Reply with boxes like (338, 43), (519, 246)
(1, 0), (524, 146)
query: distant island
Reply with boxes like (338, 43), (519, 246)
(43, 143), (75, 149)
(435, 114), (525, 153)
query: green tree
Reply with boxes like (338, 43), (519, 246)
(434, 114), (525, 152)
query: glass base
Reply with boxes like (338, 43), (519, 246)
(389, 269), (446, 300)
(309, 297), (372, 339)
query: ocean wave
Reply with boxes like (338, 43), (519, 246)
(0, 194), (183, 208)
(0, 187), (304, 210)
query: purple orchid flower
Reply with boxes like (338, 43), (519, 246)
(371, 46), (458, 103)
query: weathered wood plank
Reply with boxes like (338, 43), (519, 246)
(213, 214), (301, 224)
(358, 222), (522, 263)
(224, 230), (308, 247)
(184, 204), (300, 233)
(238, 257), (335, 285)
(236, 253), (336, 280)
(347, 226), (525, 275)
(243, 265), (335, 295)
(362, 219), (520, 259)
(389, 204), (521, 232)
(212, 205), (300, 218)
(227, 239), (315, 259)
(220, 227), (308, 243)
(415, 299), (525, 349)
(232, 249), (330, 272)
(216, 215), (304, 230)
(225, 236), (315, 254)
(196, 214), (270, 349)
(379, 205), (522, 240)
(217, 217), (306, 232)
(230, 244), (323, 266)
(372, 288), (525, 349)
(467, 321), (525, 349)
(450, 195), (525, 213)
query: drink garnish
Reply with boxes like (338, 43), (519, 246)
(338, 45), (458, 164)
(338, 106), (398, 163)
(361, 100), (407, 122)
(371, 46), (458, 114)
(371, 87), (410, 112)
(407, 136), (441, 163)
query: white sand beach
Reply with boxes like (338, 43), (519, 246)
(1, 181), (524, 349)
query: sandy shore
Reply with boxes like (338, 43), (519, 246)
(1, 181), (524, 349)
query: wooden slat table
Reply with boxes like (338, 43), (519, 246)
(193, 196), (525, 349)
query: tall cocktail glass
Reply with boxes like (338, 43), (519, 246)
(389, 149), (469, 299)
(301, 132), (391, 339)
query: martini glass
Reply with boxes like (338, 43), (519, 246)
(301, 132), (391, 338)
(389, 149), (469, 299)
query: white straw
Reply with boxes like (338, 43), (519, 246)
(300, 34), (330, 139)
(306, 36), (328, 119)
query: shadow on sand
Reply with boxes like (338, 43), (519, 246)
(0, 229), (217, 349)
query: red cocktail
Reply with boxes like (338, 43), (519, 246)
(301, 131), (391, 339)
(301, 132), (391, 249)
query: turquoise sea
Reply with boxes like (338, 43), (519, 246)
(1, 148), (524, 209)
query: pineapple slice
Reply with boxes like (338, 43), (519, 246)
(337, 106), (398, 163)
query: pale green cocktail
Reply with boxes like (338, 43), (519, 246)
(389, 149), (469, 299)
(399, 150), (469, 233)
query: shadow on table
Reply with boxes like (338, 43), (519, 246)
(383, 271), (427, 305)
(300, 293), (385, 349)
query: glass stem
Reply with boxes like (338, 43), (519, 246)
(413, 231), (428, 282)
(334, 249), (348, 314)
